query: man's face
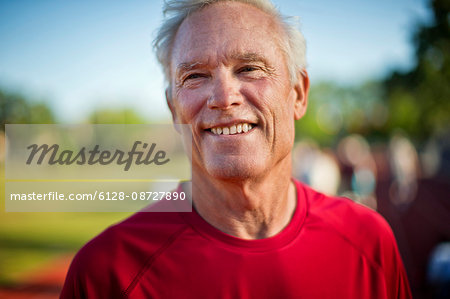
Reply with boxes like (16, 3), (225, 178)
(168, 2), (308, 181)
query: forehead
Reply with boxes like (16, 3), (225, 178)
(171, 2), (284, 70)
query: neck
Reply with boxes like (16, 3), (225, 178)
(190, 158), (297, 240)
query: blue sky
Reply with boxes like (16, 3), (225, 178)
(0, 0), (431, 122)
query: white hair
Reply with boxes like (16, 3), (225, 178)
(153, 0), (307, 87)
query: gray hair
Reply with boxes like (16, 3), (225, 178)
(153, 0), (307, 87)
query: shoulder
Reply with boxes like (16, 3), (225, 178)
(61, 207), (189, 297)
(83, 207), (187, 253)
(297, 181), (398, 268)
(297, 182), (412, 298)
(80, 210), (188, 260)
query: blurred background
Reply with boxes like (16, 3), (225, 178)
(0, 0), (449, 298)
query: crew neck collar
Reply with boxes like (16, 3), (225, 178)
(178, 179), (308, 252)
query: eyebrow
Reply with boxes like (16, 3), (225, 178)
(230, 52), (268, 64)
(176, 61), (206, 73)
(231, 52), (276, 74)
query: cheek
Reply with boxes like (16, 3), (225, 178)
(174, 90), (207, 122)
(265, 87), (297, 140)
(254, 83), (295, 120)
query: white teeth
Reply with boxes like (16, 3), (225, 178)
(237, 124), (242, 133)
(242, 123), (249, 133)
(210, 123), (254, 135)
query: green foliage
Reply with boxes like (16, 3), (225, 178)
(383, 0), (450, 142)
(295, 81), (386, 146)
(298, 0), (449, 145)
(0, 89), (55, 130)
(87, 107), (149, 124)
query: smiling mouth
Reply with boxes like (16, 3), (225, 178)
(208, 123), (255, 135)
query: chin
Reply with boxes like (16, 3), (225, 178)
(203, 158), (266, 181)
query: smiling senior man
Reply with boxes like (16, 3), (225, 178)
(61, 0), (412, 298)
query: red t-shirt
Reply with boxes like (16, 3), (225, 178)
(61, 180), (411, 298)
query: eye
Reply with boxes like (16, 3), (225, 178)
(239, 66), (258, 73)
(184, 73), (203, 81)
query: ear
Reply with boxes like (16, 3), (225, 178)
(166, 88), (184, 134)
(293, 69), (310, 120)
(165, 87), (179, 124)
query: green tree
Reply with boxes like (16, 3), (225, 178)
(383, 0), (449, 142)
(0, 89), (55, 131)
(295, 81), (386, 146)
(87, 108), (148, 124)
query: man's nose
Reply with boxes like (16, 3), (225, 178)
(207, 72), (243, 109)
